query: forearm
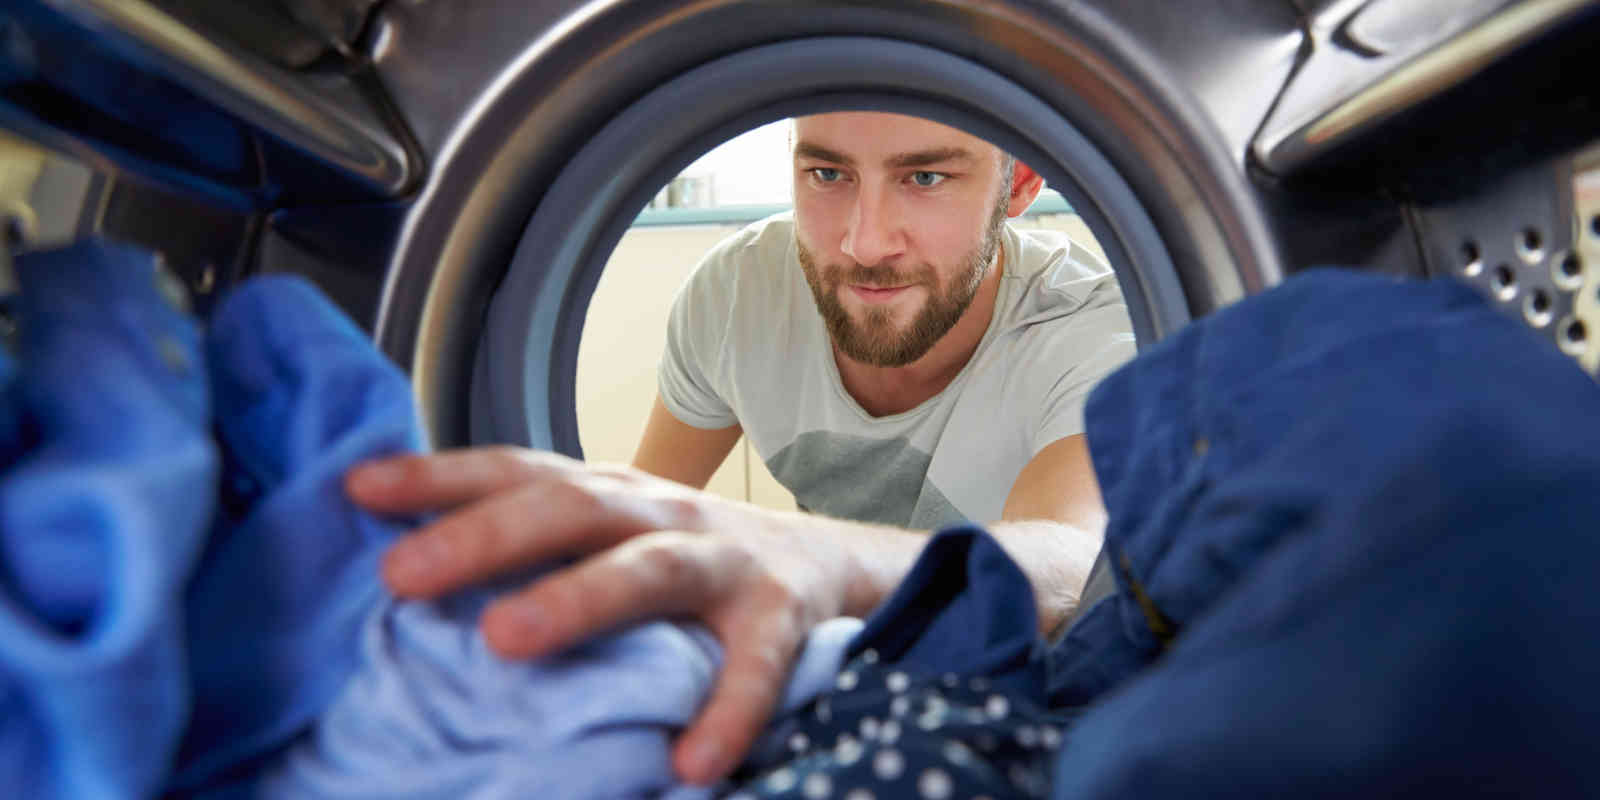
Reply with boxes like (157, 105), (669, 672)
(716, 498), (1099, 635)
(984, 519), (1101, 634)
(754, 506), (930, 623)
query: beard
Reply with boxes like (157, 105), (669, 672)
(798, 193), (1010, 368)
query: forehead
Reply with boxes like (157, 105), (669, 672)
(792, 112), (992, 162)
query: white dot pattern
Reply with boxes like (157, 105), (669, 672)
(766, 767), (797, 793)
(732, 648), (1069, 800)
(802, 772), (832, 799)
(942, 742), (972, 765)
(886, 671), (910, 693)
(985, 695), (1009, 720)
(835, 671), (858, 692)
(834, 735), (863, 765)
(918, 768), (953, 800)
(872, 749), (904, 781)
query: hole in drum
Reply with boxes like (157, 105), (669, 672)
(1492, 264), (1517, 299)
(1554, 251), (1583, 289)
(2, 215), (24, 247)
(1519, 227), (1543, 257)
(1524, 288), (1553, 327)
(1565, 319), (1587, 345)
(1557, 316), (1588, 357)
(1592, 214), (1600, 239)
(1461, 240), (1482, 275)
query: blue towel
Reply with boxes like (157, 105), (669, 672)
(1050, 269), (1600, 797)
(257, 590), (861, 800)
(172, 274), (424, 791)
(0, 241), (218, 799)
(0, 244), (419, 798)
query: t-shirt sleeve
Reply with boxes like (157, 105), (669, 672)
(657, 247), (741, 430)
(1030, 296), (1138, 455)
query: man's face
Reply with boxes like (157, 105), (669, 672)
(792, 112), (1014, 368)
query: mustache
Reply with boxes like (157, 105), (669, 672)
(823, 262), (931, 289)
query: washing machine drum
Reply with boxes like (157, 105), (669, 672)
(6, 1), (1595, 613)
(349, 0), (1595, 622)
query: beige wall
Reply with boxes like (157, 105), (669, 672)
(574, 212), (1103, 509)
(575, 224), (789, 506)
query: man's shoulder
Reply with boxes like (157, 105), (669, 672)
(691, 211), (796, 282)
(1003, 224), (1125, 322)
(675, 211), (796, 314)
(671, 211), (808, 361)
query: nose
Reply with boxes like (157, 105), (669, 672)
(839, 183), (906, 268)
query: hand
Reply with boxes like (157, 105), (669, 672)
(344, 446), (868, 785)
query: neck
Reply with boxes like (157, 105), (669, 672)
(835, 242), (1006, 417)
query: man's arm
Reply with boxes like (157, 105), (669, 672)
(755, 435), (1108, 635)
(345, 438), (1107, 784)
(631, 394), (743, 490)
(990, 434), (1107, 633)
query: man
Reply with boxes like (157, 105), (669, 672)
(635, 112), (1133, 531)
(344, 112), (1134, 785)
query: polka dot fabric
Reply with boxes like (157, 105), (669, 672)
(731, 652), (1071, 799)
(729, 527), (1076, 800)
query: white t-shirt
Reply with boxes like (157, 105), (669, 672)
(659, 213), (1135, 529)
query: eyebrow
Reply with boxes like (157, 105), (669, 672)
(794, 142), (856, 167)
(794, 142), (978, 170)
(886, 147), (977, 169)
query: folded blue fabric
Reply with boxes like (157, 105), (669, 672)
(0, 241), (218, 799)
(737, 528), (1071, 800)
(1050, 269), (1600, 797)
(171, 274), (423, 792)
(256, 588), (862, 800)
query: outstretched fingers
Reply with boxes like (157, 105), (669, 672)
(477, 532), (730, 658)
(351, 447), (826, 786)
(346, 447), (581, 513)
(377, 470), (662, 598)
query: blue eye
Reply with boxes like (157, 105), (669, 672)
(911, 171), (947, 188)
(810, 168), (842, 183)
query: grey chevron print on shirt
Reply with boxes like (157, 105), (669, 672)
(767, 431), (966, 529)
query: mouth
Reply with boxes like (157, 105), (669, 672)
(848, 285), (911, 304)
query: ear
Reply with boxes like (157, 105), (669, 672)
(1005, 161), (1046, 217)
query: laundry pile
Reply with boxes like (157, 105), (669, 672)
(7, 240), (1600, 799)
(0, 240), (419, 797)
(0, 241), (1069, 800)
